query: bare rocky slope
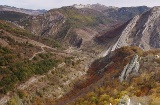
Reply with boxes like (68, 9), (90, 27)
(96, 6), (160, 56)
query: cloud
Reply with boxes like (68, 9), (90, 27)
(0, 0), (160, 10)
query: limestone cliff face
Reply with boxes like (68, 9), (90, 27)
(119, 54), (139, 82)
(114, 7), (160, 51)
(111, 15), (140, 51)
(99, 7), (160, 56)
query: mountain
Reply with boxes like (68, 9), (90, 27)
(73, 4), (150, 22)
(54, 6), (160, 105)
(1, 4), (160, 105)
(18, 6), (114, 48)
(0, 5), (47, 15)
(103, 6), (150, 22)
(0, 20), (94, 105)
(96, 6), (160, 56)
(60, 46), (160, 105)
(17, 5), (149, 49)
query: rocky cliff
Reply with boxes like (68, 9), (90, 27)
(98, 6), (160, 56)
(119, 54), (140, 82)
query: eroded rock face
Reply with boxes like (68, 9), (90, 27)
(118, 95), (131, 105)
(121, 7), (160, 50)
(119, 54), (139, 82)
(101, 7), (160, 57)
(111, 15), (140, 52)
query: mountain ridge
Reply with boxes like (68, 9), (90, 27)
(73, 4), (150, 22)
(0, 5), (47, 15)
(0, 4), (160, 105)
(97, 6), (160, 57)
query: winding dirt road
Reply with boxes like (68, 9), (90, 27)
(29, 46), (45, 60)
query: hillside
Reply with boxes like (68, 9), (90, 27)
(0, 20), (59, 95)
(103, 6), (150, 22)
(1, 4), (160, 105)
(0, 11), (28, 21)
(50, 6), (160, 104)
(73, 4), (150, 22)
(63, 46), (160, 105)
(18, 6), (114, 48)
(0, 20), (95, 105)
(17, 5), (150, 49)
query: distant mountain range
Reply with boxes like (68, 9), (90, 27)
(0, 5), (47, 15)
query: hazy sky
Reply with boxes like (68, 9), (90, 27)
(0, 0), (160, 10)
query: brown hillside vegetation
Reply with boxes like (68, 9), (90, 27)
(55, 46), (160, 105)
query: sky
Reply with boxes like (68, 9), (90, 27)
(0, 0), (160, 10)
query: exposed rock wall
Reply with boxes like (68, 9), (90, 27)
(111, 15), (140, 51)
(118, 95), (131, 105)
(102, 7), (160, 57)
(119, 54), (139, 82)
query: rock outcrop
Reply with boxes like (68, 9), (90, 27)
(118, 95), (131, 105)
(111, 15), (140, 52)
(121, 6), (160, 50)
(119, 54), (139, 82)
(99, 6), (160, 56)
